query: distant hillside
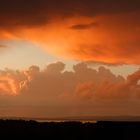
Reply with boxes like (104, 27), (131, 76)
(0, 120), (140, 139)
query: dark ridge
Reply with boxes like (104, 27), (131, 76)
(0, 119), (140, 139)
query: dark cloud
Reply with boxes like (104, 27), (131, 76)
(0, 0), (139, 28)
(70, 22), (98, 30)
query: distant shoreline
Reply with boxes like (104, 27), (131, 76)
(1, 116), (140, 122)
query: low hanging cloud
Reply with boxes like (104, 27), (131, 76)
(0, 62), (140, 117)
(0, 62), (140, 100)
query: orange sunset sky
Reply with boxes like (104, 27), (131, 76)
(0, 0), (140, 118)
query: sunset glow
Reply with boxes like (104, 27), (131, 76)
(0, 0), (140, 118)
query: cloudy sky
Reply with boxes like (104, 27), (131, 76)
(0, 0), (140, 118)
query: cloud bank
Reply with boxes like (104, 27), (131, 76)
(1, 62), (140, 99)
(0, 62), (140, 117)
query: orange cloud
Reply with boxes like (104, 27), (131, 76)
(75, 82), (95, 100)
(0, 1), (139, 65)
(1, 0), (140, 117)
(1, 62), (140, 100)
(1, 12), (139, 65)
(0, 69), (28, 95)
(74, 67), (140, 100)
(0, 62), (140, 117)
(0, 76), (18, 95)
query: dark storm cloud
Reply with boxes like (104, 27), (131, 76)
(70, 22), (98, 30)
(0, 0), (140, 28)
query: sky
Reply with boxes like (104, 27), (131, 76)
(0, 0), (140, 118)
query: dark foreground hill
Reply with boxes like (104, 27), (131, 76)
(0, 120), (140, 139)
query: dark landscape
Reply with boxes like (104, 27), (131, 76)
(0, 119), (140, 139)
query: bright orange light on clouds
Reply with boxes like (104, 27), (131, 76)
(0, 0), (140, 117)
(0, 70), (29, 96)
(2, 12), (140, 65)
(0, 76), (18, 95)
